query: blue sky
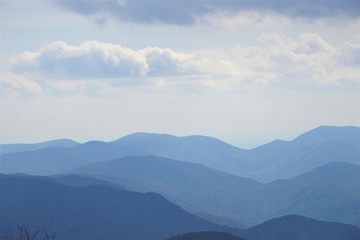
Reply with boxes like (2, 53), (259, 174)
(0, 0), (359, 148)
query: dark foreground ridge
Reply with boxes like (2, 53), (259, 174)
(0, 174), (232, 240)
(241, 215), (360, 240)
(166, 231), (245, 240)
(1, 174), (360, 240)
(165, 216), (360, 240)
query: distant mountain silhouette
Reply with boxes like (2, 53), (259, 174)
(71, 156), (360, 227)
(71, 140), (146, 162)
(262, 162), (360, 226)
(253, 126), (360, 181)
(257, 126), (359, 155)
(113, 132), (264, 173)
(168, 215), (360, 240)
(0, 141), (145, 175)
(110, 126), (360, 182)
(166, 216), (360, 240)
(0, 146), (89, 175)
(166, 231), (245, 240)
(71, 155), (261, 227)
(1, 126), (359, 239)
(0, 139), (79, 155)
(293, 126), (359, 146)
(0, 174), (233, 240)
(242, 215), (360, 240)
(1, 126), (358, 182)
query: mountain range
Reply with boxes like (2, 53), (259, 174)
(167, 215), (360, 240)
(241, 215), (360, 240)
(253, 126), (360, 181)
(1, 174), (359, 240)
(70, 156), (360, 227)
(0, 125), (359, 238)
(166, 231), (245, 240)
(0, 139), (79, 155)
(0, 126), (358, 182)
(0, 174), (230, 240)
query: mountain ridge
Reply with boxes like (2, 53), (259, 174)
(1, 173), (359, 240)
(71, 155), (360, 227)
(0, 173), (233, 240)
(166, 215), (360, 240)
(1, 125), (359, 182)
(0, 139), (79, 155)
(241, 215), (360, 240)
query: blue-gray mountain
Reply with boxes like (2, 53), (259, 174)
(167, 215), (360, 240)
(111, 126), (360, 181)
(0, 174), (233, 240)
(166, 231), (245, 240)
(71, 156), (360, 227)
(0, 139), (79, 155)
(253, 126), (360, 181)
(1, 126), (358, 182)
(2, 174), (359, 240)
(0, 142), (145, 175)
(0, 126), (358, 229)
(241, 215), (360, 240)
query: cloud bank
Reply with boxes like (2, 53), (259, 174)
(55, 0), (359, 25)
(12, 41), (193, 78)
(10, 34), (360, 93)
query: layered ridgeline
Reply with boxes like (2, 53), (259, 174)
(0, 126), (359, 229)
(0, 141), (146, 175)
(166, 232), (246, 240)
(253, 126), (360, 181)
(1, 174), (359, 240)
(168, 216), (360, 240)
(0, 126), (359, 182)
(0, 139), (80, 155)
(103, 125), (360, 182)
(240, 215), (360, 240)
(0, 174), (233, 240)
(70, 156), (360, 227)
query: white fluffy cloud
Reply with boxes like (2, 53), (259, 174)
(0, 74), (43, 94)
(253, 33), (360, 84)
(12, 41), (199, 79)
(11, 41), (248, 82)
(13, 41), (149, 78)
(10, 34), (360, 94)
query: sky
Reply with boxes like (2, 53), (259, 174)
(0, 0), (359, 148)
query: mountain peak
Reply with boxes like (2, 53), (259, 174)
(113, 132), (240, 149)
(113, 132), (177, 142)
(293, 125), (360, 145)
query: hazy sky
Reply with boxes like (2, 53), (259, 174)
(1, 0), (359, 148)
